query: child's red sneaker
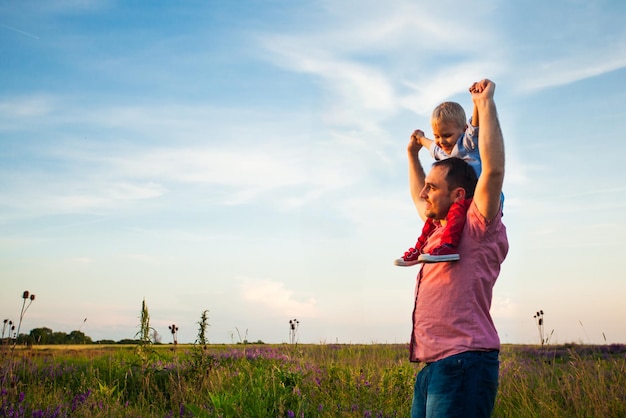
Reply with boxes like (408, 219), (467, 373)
(394, 247), (422, 267)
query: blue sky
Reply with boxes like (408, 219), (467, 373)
(2, 0), (625, 345)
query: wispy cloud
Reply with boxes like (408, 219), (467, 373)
(260, 35), (397, 126)
(68, 256), (94, 264)
(0, 96), (55, 122)
(501, 3), (626, 93)
(124, 253), (160, 264)
(0, 94), (373, 215)
(515, 42), (626, 92)
(238, 278), (318, 317)
(257, 0), (505, 124)
(0, 177), (166, 216)
(0, 23), (39, 40)
(491, 296), (518, 319)
(400, 61), (505, 115)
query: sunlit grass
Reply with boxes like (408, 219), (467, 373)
(496, 344), (626, 417)
(1, 343), (625, 417)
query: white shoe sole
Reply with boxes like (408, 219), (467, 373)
(417, 254), (460, 263)
(394, 258), (422, 267)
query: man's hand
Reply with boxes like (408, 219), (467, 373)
(469, 79), (496, 101)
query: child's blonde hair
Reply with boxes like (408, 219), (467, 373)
(431, 102), (466, 130)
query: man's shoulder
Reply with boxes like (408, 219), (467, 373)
(466, 199), (505, 232)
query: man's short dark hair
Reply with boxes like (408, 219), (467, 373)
(432, 157), (478, 198)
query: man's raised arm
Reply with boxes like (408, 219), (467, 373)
(407, 130), (427, 222)
(470, 79), (505, 220)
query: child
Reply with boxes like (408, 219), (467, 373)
(394, 100), (480, 266)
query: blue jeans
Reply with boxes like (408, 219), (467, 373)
(411, 350), (499, 418)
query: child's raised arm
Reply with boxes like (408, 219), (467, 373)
(412, 129), (434, 149)
(472, 102), (479, 127)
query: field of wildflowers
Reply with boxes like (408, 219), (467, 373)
(1, 343), (413, 417)
(1, 342), (625, 417)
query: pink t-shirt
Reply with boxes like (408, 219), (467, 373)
(409, 200), (509, 363)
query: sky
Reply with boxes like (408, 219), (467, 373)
(1, 0), (626, 346)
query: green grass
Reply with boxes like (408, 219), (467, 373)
(496, 344), (626, 417)
(1, 343), (625, 417)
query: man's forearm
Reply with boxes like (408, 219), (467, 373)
(408, 147), (427, 220)
(475, 98), (504, 178)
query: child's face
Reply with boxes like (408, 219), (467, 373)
(431, 120), (465, 155)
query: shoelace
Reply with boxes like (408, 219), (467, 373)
(403, 248), (420, 260)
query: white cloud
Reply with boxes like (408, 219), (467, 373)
(400, 62), (505, 116)
(502, 8), (626, 93)
(516, 48), (626, 92)
(107, 144), (360, 209)
(114, 147), (306, 187)
(68, 257), (94, 264)
(0, 95), (55, 121)
(238, 278), (318, 318)
(313, 0), (492, 51)
(257, 0), (505, 127)
(124, 254), (160, 264)
(0, 178), (166, 216)
(261, 36), (396, 120)
(105, 182), (165, 200)
(491, 296), (518, 319)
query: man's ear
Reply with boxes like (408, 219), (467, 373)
(454, 187), (466, 201)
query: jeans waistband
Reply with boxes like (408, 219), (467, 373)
(426, 350), (499, 365)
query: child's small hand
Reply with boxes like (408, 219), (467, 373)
(408, 129), (424, 152)
(411, 129), (425, 146)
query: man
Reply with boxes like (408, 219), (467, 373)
(406, 79), (508, 417)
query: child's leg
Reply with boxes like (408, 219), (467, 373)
(394, 219), (437, 266)
(415, 218), (437, 252)
(418, 199), (472, 263)
(439, 199), (472, 247)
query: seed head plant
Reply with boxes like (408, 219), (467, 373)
(1, 319), (15, 345)
(1, 290), (36, 387)
(136, 298), (154, 346)
(135, 298), (158, 363)
(16, 291), (36, 345)
(168, 324), (179, 345)
(196, 310), (210, 347)
(191, 310), (212, 370)
(533, 310), (553, 346)
(289, 319), (299, 345)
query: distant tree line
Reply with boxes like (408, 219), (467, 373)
(0, 326), (270, 346)
(1, 327), (146, 345)
(0, 327), (91, 345)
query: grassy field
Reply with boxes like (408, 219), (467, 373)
(1, 343), (625, 417)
